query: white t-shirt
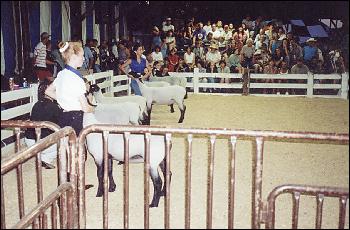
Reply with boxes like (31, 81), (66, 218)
(184, 52), (195, 65)
(151, 51), (164, 62)
(206, 51), (221, 65)
(162, 24), (175, 32)
(34, 42), (47, 68)
(53, 68), (86, 111)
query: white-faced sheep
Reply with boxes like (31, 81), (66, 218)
(89, 84), (149, 125)
(83, 112), (171, 207)
(131, 72), (187, 123)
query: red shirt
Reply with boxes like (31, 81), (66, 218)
(168, 54), (179, 72)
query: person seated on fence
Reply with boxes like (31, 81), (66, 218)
(120, 42), (151, 96)
(24, 79), (63, 169)
(45, 41), (95, 136)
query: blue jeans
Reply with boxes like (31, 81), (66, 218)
(131, 79), (142, 96)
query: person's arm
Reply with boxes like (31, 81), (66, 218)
(119, 59), (135, 79)
(79, 95), (94, 113)
(45, 83), (57, 100)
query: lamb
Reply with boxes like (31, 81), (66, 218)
(131, 72), (187, 123)
(89, 83), (149, 125)
(83, 112), (171, 207)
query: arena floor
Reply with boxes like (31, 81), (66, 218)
(2, 94), (349, 229)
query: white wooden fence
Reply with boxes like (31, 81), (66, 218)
(1, 70), (348, 154)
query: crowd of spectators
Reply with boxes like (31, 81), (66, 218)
(38, 16), (347, 94)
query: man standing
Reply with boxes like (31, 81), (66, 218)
(33, 32), (55, 81)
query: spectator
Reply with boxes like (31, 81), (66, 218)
(151, 46), (164, 63)
(241, 23), (250, 39)
(193, 22), (207, 44)
(165, 30), (176, 52)
(50, 40), (65, 77)
(160, 35), (168, 60)
(91, 39), (101, 73)
(162, 65), (170, 76)
(81, 39), (94, 74)
(228, 23), (235, 34)
(176, 30), (192, 56)
(303, 38), (319, 71)
(269, 33), (279, 55)
(242, 15), (254, 31)
(203, 20), (212, 36)
(152, 61), (163, 77)
(203, 32), (214, 50)
(263, 60), (278, 94)
(33, 32), (55, 82)
(222, 25), (233, 45)
(210, 23), (222, 41)
(205, 62), (217, 92)
(216, 20), (224, 33)
(184, 46), (196, 71)
(272, 47), (287, 69)
(151, 26), (162, 51)
(240, 38), (255, 70)
(24, 79), (63, 169)
(226, 48), (242, 73)
(289, 39), (303, 67)
(193, 39), (205, 63)
(99, 40), (114, 72)
(167, 47), (180, 72)
(175, 57), (190, 73)
(291, 58), (310, 74)
(162, 17), (175, 33)
(205, 43), (221, 68)
(252, 50), (264, 73)
(217, 60), (230, 84)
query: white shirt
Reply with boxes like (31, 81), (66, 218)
(206, 51), (221, 65)
(53, 68), (86, 111)
(112, 45), (118, 58)
(151, 51), (164, 62)
(184, 52), (195, 65)
(34, 42), (47, 68)
(210, 30), (222, 40)
(162, 24), (175, 32)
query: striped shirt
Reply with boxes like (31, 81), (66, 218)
(34, 42), (47, 68)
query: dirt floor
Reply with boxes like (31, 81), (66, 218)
(2, 94), (349, 229)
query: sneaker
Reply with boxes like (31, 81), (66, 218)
(41, 161), (55, 169)
(277, 92), (280, 95)
(285, 92), (289, 95)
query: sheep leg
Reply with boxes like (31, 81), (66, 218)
(178, 105), (186, 123)
(159, 159), (172, 197)
(147, 105), (152, 124)
(96, 163), (104, 197)
(149, 167), (162, 208)
(108, 157), (116, 192)
(169, 104), (175, 113)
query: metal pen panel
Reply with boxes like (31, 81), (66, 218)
(144, 133), (151, 229)
(206, 135), (216, 229)
(228, 136), (237, 229)
(123, 132), (130, 229)
(185, 134), (193, 229)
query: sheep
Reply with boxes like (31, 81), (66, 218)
(89, 83), (149, 125)
(83, 112), (171, 207)
(130, 72), (187, 123)
(144, 81), (171, 87)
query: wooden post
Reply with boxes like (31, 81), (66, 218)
(341, 72), (349, 99)
(307, 72), (314, 98)
(193, 68), (199, 94)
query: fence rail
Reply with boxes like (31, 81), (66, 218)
(1, 71), (348, 154)
(77, 124), (349, 229)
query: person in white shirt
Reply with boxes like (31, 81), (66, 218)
(33, 32), (55, 81)
(151, 46), (164, 63)
(205, 43), (222, 68)
(46, 41), (95, 135)
(162, 17), (175, 33)
(210, 24), (222, 41)
(184, 47), (195, 71)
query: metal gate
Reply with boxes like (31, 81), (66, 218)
(1, 120), (78, 229)
(77, 125), (349, 229)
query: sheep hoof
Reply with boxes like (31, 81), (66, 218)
(96, 190), (103, 197)
(170, 109), (175, 113)
(149, 203), (158, 208)
(109, 184), (116, 192)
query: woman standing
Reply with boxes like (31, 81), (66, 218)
(120, 43), (151, 96)
(46, 41), (95, 135)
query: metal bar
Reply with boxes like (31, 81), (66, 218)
(338, 196), (347, 229)
(59, 193), (67, 229)
(292, 192), (301, 229)
(206, 135), (216, 229)
(34, 128), (43, 228)
(67, 187), (74, 229)
(42, 213), (48, 229)
(144, 133), (151, 229)
(15, 128), (25, 219)
(68, 135), (78, 228)
(315, 193), (324, 229)
(164, 133), (172, 229)
(32, 218), (39, 229)
(102, 131), (109, 229)
(185, 134), (193, 229)
(51, 203), (57, 229)
(252, 137), (264, 229)
(78, 136), (86, 229)
(1, 176), (5, 229)
(228, 136), (237, 229)
(123, 132), (130, 229)
(11, 183), (74, 229)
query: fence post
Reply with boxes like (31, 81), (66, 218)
(30, 83), (38, 103)
(341, 72), (349, 99)
(307, 72), (314, 98)
(193, 68), (199, 94)
(127, 78), (131, 96)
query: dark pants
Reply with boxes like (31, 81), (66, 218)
(58, 111), (84, 136)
